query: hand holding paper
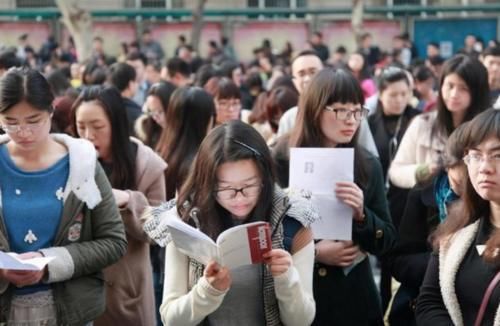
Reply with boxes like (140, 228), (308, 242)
(0, 251), (54, 271)
(0, 251), (53, 287)
(335, 181), (365, 222)
(289, 147), (355, 240)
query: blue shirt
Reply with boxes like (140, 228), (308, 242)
(0, 144), (69, 294)
(0, 144), (69, 252)
(0, 145), (69, 294)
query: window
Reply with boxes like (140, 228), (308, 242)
(393, 0), (420, 4)
(249, 0), (307, 8)
(248, 0), (307, 18)
(16, 0), (56, 8)
(140, 0), (183, 8)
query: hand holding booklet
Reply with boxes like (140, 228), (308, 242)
(165, 218), (272, 269)
(0, 251), (54, 271)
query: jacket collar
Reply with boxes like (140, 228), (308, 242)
(439, 219), (500, 326)
(0, 133), (101, 209)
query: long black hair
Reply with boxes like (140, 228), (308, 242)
(71, 85), (136, 190)
(156, 86), (215, 200)
(0, 67), (54, 114)
(433, 54), (490, 138)
(142, 81), (176, 147)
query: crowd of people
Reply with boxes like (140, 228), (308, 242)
(0, 27), (499, 326)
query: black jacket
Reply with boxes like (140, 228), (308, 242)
(272, 137), (397, 326)
(386, 181), (439, 326)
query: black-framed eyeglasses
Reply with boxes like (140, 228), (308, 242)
(324, 106), (369, 121)
(214, 184), (263, 200)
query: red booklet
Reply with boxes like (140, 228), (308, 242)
(166, 218), (272, 269)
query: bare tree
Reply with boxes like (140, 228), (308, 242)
(56, 0), (93, 62)
(191, 0), (208, 54)
(351, 0), (364, 48)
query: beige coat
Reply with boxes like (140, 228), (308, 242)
(95, 138), (167, 326)
(388, 111), (446, 189)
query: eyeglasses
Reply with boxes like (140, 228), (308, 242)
(144, 108), (164, 119)
(216, 100), (241, 111)
(463, 152), (500, 167)
(324, 106), (369, 121)
(214, 184), (263, 200)
(0, 117), (49, 134)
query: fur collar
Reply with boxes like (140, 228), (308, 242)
(0, 133), (101, 209)
(439, 219), (500, 326)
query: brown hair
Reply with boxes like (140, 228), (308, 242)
(177, 120), (276, 240)
(266, 86), (299, 132)
(442, 121), (470, 168)
(432, 108), (500, 267)
(247, 91), (268, 125)
(289, 68), (370, 189)
(156, 87), (215, 200)
(204, 76), (241, 100)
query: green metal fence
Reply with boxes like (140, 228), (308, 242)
(1, 4), (500, 20)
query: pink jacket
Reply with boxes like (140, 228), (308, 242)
(95, 138), (167, 326)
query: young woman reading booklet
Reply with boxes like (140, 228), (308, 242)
(144, 120), (317, 326)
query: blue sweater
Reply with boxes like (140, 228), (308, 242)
(0, 144), (69, 294)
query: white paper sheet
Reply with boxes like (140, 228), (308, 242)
(289, 147), (354, 240)
(0, 251), (54, 271)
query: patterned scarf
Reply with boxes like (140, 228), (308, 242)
(143, 187), (318, 326)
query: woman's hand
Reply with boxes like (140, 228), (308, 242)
(112, 189), (130, 208)
(0, 252), (46, 287)
(335, 181), (365, 222)
(315, 240), (361, 267)
(204, 261), (231, 292)
(264, 249), (292, 277)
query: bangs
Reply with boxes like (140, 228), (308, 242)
(216, 78), (241, 100)
(466, 109), (500, 149)
(327, 69), (364, 105)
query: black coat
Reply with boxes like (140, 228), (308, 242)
(122, 97), (142, 137)
(386, 181), (439, 326)
(272, 138), (397, 326)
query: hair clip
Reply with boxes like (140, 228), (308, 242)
(189, 207), (201, 229)
(231, 139), (262, 157)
